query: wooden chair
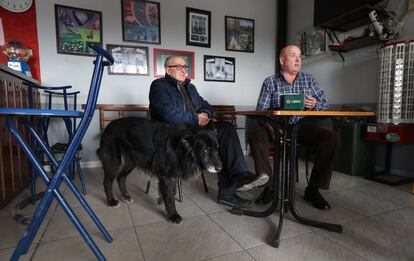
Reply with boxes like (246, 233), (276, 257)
(95, 104), (150, 131)
(211, 105), (238, 128)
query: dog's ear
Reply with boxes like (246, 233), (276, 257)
(180, 133), (193, 153)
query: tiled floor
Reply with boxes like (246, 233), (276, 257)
(1, 159), (414, 261)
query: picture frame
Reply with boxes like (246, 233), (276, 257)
(55, 4), (102, 56)
(186, 7), (211, 48)
(121, 0), (161, 45)
(204, 55), (235, 82)
(225, 16), (254, 53)
(106, 44), (149, 76)
(296, 27), (327, 57)
(153, 48), (195, 79)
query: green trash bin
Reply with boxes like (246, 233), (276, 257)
(334, 122), (376, 176)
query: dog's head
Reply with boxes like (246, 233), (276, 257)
(182, 128), (222, 173)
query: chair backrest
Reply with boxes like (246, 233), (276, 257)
(211, 105), (237, 128)
(95, 104), (150, 131)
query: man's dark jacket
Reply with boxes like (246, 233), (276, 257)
(149, 74), (213, 126)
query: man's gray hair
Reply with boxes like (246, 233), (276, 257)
(164, 56), (175, 68)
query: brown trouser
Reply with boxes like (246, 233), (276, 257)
(248, 119), (340, 190)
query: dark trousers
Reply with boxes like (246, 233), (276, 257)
(210, 121), (248, 194)
(248, 119), (340, 190)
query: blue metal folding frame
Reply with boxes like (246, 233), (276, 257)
(0, 45), (114, 261)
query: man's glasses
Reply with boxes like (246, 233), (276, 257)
(167, 65), (189, 70)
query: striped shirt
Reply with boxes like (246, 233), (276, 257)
(256, 71), (329, 123)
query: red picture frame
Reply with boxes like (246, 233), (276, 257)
(153, 48), (195, 79)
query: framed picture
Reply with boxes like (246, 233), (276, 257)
(186, 8), (211, 48)
(204, 55), (235, 82)
(121, 0), (161, 44)
(55, 4), (102, 56)
(153, 48), (195, 79)
(225, 16), (254, 53)
(296, 27), (327, 57)
(106, 44), (149, 75)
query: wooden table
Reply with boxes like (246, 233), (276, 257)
(222, 110), (375, 247)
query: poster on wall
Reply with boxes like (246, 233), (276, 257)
(186, 8), (211, 48)
(153, 48), (194, 79)
(204, 55), (235, 82)
(55, 4), (102, 56)
(106, 44), (149, 75)
(225, 16), (254, 53)
(296, 27), (327, 57)
(121, 0), (161, 44)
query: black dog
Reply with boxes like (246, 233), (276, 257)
(97, 117), (222, 223)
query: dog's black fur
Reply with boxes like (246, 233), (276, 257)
(97, 117), (222, 223)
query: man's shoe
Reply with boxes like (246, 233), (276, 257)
(255, 187), (273, 205)
(236, 172), (269, 191)
(217, 193), (251, 208)
(304, 187), (331, 210)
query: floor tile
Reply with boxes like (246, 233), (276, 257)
(41, 203), (133, 242)
(32, 227), (144, 261)
(201, 250), (255, 261)
(318, 215), (414, 261)
(0, 245), (36, 261)
(210, 211), (312, 249)
(0, 213), (52, 249)
(323, 187), (403, 216)
(292, 194), (364, 225)
(129, 193), (205, 226)
(135, 215), (242, 261)
(371, 206), (414, 231)
(247, 232), (367, 261)
(354, 182), (414, 207)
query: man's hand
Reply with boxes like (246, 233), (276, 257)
(304, 95), (317, 110)
(198, 112), (210, 126)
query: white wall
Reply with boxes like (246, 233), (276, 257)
(36, 0), (276, 106)
(35, 0), (276, 161)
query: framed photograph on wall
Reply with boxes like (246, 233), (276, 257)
(106, 44), (149, 75)
(153, 48), (195, 79)
(121, 0), (161, 44)
(55, 4), (102, 56)
(204, 55), (235, 82)
(186, 8), (211, 48)
(296, 27), (327, 57)
(225, 16), (254, 53)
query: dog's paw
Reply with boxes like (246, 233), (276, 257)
(169, 214), (183, 224)
(108, 199), (120, 208)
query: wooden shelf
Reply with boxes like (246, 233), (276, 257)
(329, 36), (383, 52)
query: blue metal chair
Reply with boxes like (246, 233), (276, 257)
(0, 44), (114, 261)
(23, 82), (87, 195)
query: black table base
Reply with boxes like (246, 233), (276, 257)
(230, 117), (343, 247)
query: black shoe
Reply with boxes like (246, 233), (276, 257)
(235, 172), (269, 191)
(255, 187), (273, 205)
(304, 187), (331, 210)
(217, 193), (251, 208)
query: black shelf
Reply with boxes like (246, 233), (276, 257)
(319, 5), (381, 32)
(329, 36), (383, 52)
